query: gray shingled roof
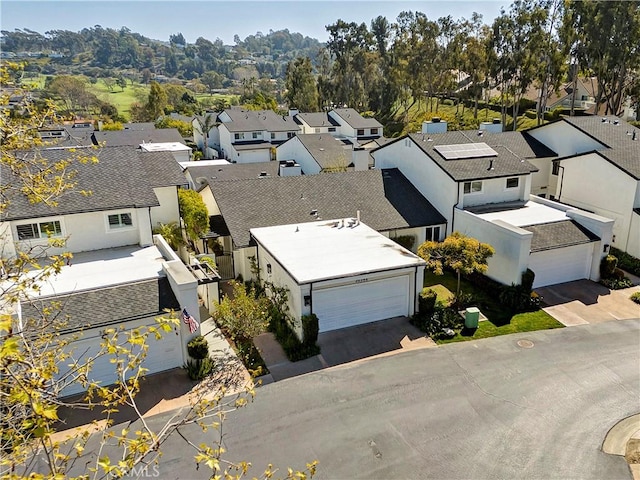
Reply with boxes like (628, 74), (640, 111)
(20, 278), (179, 333)
(560, 117), (640, 179)
(91, 129), (185, 147)
(210, 169), (446, 247)
(331, 108), (383, 129)
(395, 132), (540, 181)
(291, 134), (354, 170)
(1, 146), (187, 221)
(523, 220), (599, 252)
(186, 161), (280, 186)
(294, 112), (340, 128)
(221, 109), (300, 133)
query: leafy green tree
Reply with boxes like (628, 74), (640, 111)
(115, 74), (127, 92)
(202, 70), (224, 94)
(178, 188), (209, 246)
(285, 57), (318, 111)
(146, 80), (168, 120)
(194, 112), (218, 158)
(155, 116), (193, 136)
(417, 232), (495, 297)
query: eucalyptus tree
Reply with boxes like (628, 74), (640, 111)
(284, 56), (319, 111)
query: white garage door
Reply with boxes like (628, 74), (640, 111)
(313, 274), (411, 332)
(529, 243), (594, 288)
(59, 319), (183, 397)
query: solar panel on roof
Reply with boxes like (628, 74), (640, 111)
(434, 142), (498, 160)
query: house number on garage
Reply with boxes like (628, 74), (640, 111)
(355, 278), (368, 284)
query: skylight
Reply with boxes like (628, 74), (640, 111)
(434, 142), (498, 160)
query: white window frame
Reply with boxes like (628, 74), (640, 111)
(234, 133), (241, 140)
(106, 212), (134, 231)
(15, 219), (63, 240)
(371, 128), (379, 135)
(314, 128), (320, 133)
(425, 225), (441, 242)
(252, 131), (260, 139)
(463, 181), (483, 195)
(357, 129), (365, 136)
(328, 127), (336, 132)
(505, 177), (519, 189)
(270, 132), (276, 140)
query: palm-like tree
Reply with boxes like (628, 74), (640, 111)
(194, 112), (217, 159)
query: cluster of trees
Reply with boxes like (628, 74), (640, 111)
(284, 0), (640, 126)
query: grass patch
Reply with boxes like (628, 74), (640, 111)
(423, 269), (564, 343)
(425, 284), (454, 304)
(436, 310), (564, 344)
(85, 81), (149, 119)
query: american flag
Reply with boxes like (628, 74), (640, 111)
(182, 308), (199, 334)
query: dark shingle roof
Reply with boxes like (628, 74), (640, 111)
(401, 132), (540, 181)
(221, 109), (300, 133)
(211, 169), (446, 247)
(292, 134), (353, 170)
(20, 278), (179, 332)
(91, 129), (185, 147)
(559, 117), (640, 179)
(186, 161), (280, 185)
(524, 220), (599, 252)
(294, 112), (340, 128)
(1, 146), (186, 221)
(331, 108), (383, 129)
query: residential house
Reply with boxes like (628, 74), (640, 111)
(38, 122), (95, 147)
(527, 116), (640, 258)
(327, 108), (383, 142)
(275, 134), (371, 174)
(91, 128), (185, 147)
(0, 145), (188, 259)
(294, 112), (341, 135)
(372, 131), (613, 287)
(200, 169), (446, 281)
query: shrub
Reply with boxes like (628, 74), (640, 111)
(420, 306), (464, 339)
(631, 292), (640, 304)
(187, 335), (209, 360)
(419, 288), (438, 314)
(600, 277), (633, 290)
(521, 269), (535, 294)
(600, 255), (618, 278)
(301, 314), (319, 346)
(184, 356), (215, 381)
(269, 311), (320, 362)
(391, 235), (416, 251)
(611, 247), (640, 277)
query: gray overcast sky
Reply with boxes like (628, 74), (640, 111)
(1, 1), (507, 45)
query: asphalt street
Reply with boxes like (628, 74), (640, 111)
(67, 320), (640, 479)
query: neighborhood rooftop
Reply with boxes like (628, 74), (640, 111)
(251, 220), (426, 284)
(294, 112), (340, 128)
(210, 169), (446, 248)
(91, 128), (185, 147)
(221, 108), (300, 132)
(292, 134), (354, 169)
(1, 146), (187, 221)
(524, 220), (600, 252)
(186, 161), (281, 187)
(331, 108), (383, 129)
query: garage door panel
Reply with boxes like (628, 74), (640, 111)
(59, 321), (182, 397)
(314, 275), (411, 332)
(529, 244), (594, 288)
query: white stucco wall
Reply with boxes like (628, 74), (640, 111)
(559, 153), (635, 253)
(276, 137), (321, 175)
(458, 175), (528, 209)
(454, 209), (532, 286)
(151, 186), (180, 227)
(565, 208), (614, 281)
(628, 213), (640, 258)
(229, 146), (271, 164)
(328, 111), (356, 138)
(12, 208), (153, 256)
(527, 158), (554, 197)
(233, 246), (258, 281)
(373, 138), (458, 233)
(528, 121), (604, 157)
(200, 185), (221, 216)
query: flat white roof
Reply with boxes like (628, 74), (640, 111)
(180, 159), (230, 169)
(476, 200), (570, 226)
(251, 220), (426, 284)
(26, 245), (166, 298)
(140, 142), (191, 152)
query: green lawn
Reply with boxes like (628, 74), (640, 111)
(85, 81), (149, 119)
(423, 270), (564, 344)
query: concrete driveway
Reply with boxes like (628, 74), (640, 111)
(537, 279), (640, 326)
(254, 316), (435, 382)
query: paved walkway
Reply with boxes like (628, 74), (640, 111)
(537, 277), (640, 327)
(254, 316), (436, 384)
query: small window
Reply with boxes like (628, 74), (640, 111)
(107, 213), (133, 229)
(314, 128), (320, 133)
(270, 132), (275, 140)
(506, 177), (519, 189)
(252, 132), (259, 139)
(357, 129), (365, 136)
(426, 226), (441, 242)
(234, 133), (241, 140)
(371, 128), (378, 135)
(328, 127), (336, 132)
(16, 220), (62, 240)
(552, 161), (560, 176)
(287, 132), (295, 139)
(463, 181), (483, 194)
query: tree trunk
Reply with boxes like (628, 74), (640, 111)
(456, 270), (461, 298)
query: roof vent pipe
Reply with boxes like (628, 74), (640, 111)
(633, 130), (637, 141)
(487, 159), (495, 171)
(356, 210), (361, 225)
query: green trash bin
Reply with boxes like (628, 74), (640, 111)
(465, 307), (480, 328)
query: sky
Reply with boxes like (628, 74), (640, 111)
(1, 1), (508, 45)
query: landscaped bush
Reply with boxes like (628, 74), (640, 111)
(600, 277), (634, 290)
(600, 255), (618, 278)
(451, 292), (476, 310)
(521, 269), (535, 294)
(301, 314), (319, 347)
(187, 335), (209, 360)
(419, 288), (438, 314)
(269, 307), (319, 362)
(631, 292), (640, 304)
(184, 356), (216, 381)
(463, 272), (504, 299)
(611, 247), (640, 277)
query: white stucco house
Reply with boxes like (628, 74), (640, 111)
(327, 108), (383, 142)
(526, 116), (640, 258)
(251, 220), (426, 334)
(372, 132), (614, 287)
(0, 146), (202, 396)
